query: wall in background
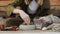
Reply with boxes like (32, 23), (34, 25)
(0, 0), (15, 6)
(0, 0), (15, 12)
(50, 0), (60, 10)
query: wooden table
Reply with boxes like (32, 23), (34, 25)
(0, 30), (52, 33)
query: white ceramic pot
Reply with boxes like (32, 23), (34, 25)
(19, 25), (36, 30)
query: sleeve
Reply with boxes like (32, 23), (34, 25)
(46, 23), (55, 30)
(6, 5), (14, 17)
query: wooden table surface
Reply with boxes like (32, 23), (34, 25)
(0, 18), (52, 33)
(0, 30), (52, 33)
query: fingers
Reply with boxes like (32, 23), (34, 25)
(23, 16), (31, 25)
(39, 17), (45, 23)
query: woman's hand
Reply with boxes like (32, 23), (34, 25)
(23, 15), (31, 25)
(39, 17), (45, 23)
